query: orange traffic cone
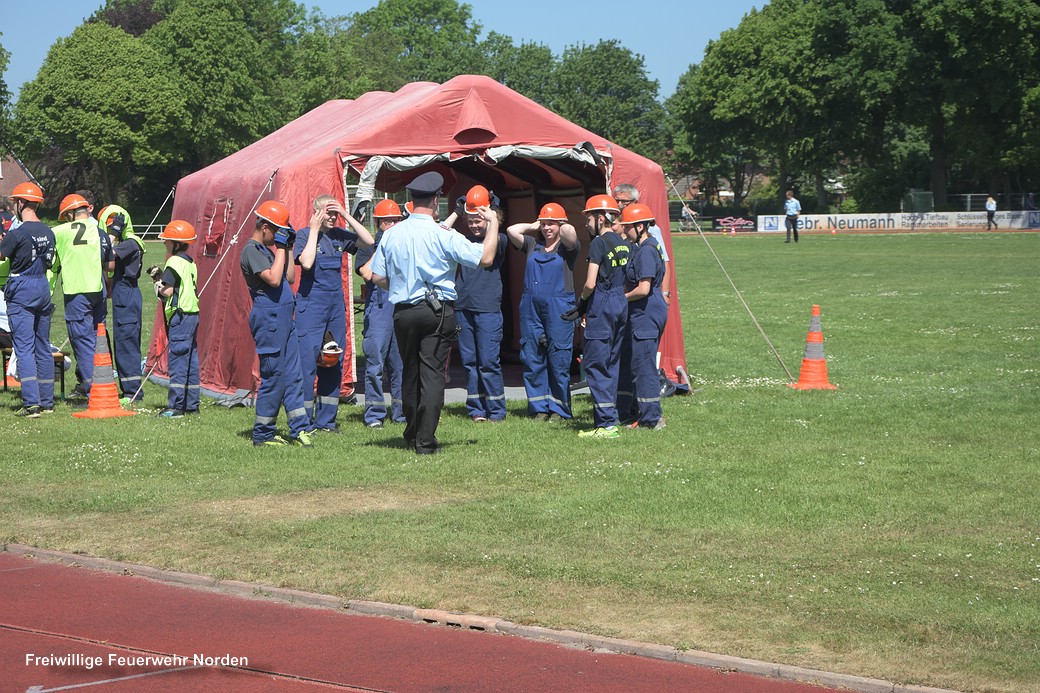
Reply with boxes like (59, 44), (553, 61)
(73, 323), (135, 419)
(789, 304), (837, 390)
(4, 374), (20, 389)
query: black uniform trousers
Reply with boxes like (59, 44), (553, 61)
(393, 300), (456, 454)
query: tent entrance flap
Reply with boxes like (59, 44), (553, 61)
(346, 144), (614, 212)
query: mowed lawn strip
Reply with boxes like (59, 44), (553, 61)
(2, 232), (1037, 693)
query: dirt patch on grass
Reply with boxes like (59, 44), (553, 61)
(192, 487), (470, 522)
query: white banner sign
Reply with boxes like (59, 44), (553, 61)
(757, 211), (1032, 233)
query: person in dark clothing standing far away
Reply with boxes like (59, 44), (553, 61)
(369, 172), (499, 455)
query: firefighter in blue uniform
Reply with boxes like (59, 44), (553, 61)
(355, 199), (406, 428)
(0, 182), (56, 417)
(294, 195), (374, 433)
(52, 193), (112, 397)
(567, 194), (630, 439)
(99, 205), (145, 401)
(506, 203), (580, 421)
(150, 221), (200, 417)
(454, 185), (507, 422)
(619, 203), (668, 430)
(239, 200), (312, 447)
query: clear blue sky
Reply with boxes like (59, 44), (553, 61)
(2, 1), (762, 102)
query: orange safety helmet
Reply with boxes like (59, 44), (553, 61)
(97, 205), (111, 225)
(159, 220), (197, 244)
(11, 182), (45, 203)
(404, 200), (415, 216)
(583, 194), (620, 215)
(464, 185), (490, 214)
(318, 338), (343, 368)
(59, 194), (90, 218)
(537, 202), (568, 222)
(372, 199), (403, 219)
(256, 200), (291, 229)
(620, 203), (655, 226)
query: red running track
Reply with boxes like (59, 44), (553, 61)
(1, 552), (846, 692)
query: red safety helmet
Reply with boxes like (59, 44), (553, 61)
(11, 182), (45, 203)
(620, 203), (655, 226)
(256, 200), (291, 229)
(159, 220), (197, 244)
(59, 194), (90, 218)
(465, 185), (490, 214)
(372, 199), (403, 219)
(318, 338), (343, 368)
(537, 203), (568, 222)
(583, 194), (620, 215)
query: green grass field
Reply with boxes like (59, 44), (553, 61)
(2, 231), (1038, 692)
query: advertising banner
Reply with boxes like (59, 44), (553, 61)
(757, 211), (1030, 232)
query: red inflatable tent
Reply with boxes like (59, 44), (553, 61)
(147, 75), (688, 403)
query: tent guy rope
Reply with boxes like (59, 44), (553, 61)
(665, 175), (794, 383)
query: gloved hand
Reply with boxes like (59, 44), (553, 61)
(146, 264), (162, 282)
(273, 229), (291, 248)
(489, 191), (501, 208)
(561, 296), (588, 322)
(537, 334), (548, 350)
(154, 281), (165, 299)
(455, 196), (467, 212)
(108, 213), (126, 237)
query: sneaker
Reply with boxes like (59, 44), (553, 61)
(158, 408), (185, 418)
(254, 435), (289, 447)
(578, 425), (620, 439)
(532, 412), (549, 422)
(71, 384), (88, 398)
(184, 409), (200, 416)
(547, 412), (564, 423)
(366, 420), (384, 429)
(488, 418), (505, 424)
(315, 426), (340, 434)
(15, 406), (42, 418)
(471, 416), (488, 423)
(41, 407), (55, 415)
(625, 421), (640, 430)
(289, 431), (314, 447)
(651, 418), (666, 431)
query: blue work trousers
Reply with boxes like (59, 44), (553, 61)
(166, 312), (199, 412)
(249, 294), (309, 443)
(519, 292), (574, 418)
(111, 281), (143, 399)
(582, 288), (628, 428)
(65, 292), (107, 393)
(362, 288), (404, 425)
(456, 309), (505, 420)
(5, 275), (54, 408)
(296, 290), (346, 430)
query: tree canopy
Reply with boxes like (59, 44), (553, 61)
(12, 0), (1037, 211)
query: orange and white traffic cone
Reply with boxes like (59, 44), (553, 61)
(73, 323), (135, 419)
(789, 304), (837, 390)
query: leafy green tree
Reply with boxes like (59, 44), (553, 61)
(12, 22), (188, 203)
(143, 0), (282, 167)
(0, 37), (12, 146)
(348, 0), (485, 84)
(480, 33), (558, 106)
(288, 9), (409, 114)
(547, 40), (665, 161)
(89, 0), (166, 37)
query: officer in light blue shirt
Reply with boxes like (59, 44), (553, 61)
(369, 171), (500, 455)
(784, 190), (801, 243)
